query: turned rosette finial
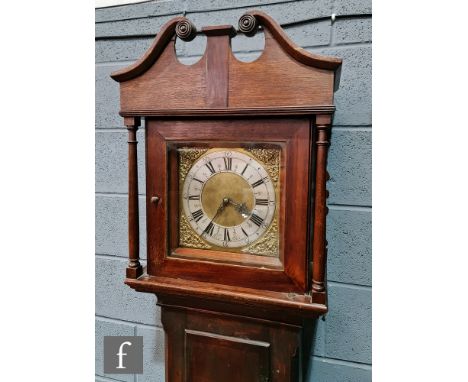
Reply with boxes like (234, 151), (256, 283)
(175, 19), (197, 41)
(238, 14), (258, 36)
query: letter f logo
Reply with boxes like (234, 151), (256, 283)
(116, 341), (132, 369)
(104, 336), (142, 374)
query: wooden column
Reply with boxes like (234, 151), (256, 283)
(311, 114), (331, 304)
(125, 116), (142, 279)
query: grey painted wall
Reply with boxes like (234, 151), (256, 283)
(95, 1), (372, 380)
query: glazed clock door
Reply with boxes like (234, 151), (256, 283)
(146, 118), (312, 293)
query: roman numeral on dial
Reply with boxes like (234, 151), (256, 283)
(224, 228), (230, 241)
(256, 198), (269, 206)
(224, 157), (232, 171)
(241, 227), (248, 237)
(241, 163), (248, 175)
(188, 195), (200, 200)
(249, 213), (264, 227)
(205, 161), (216, 174)
(191, 209), (204, 222)
(203, 221), (215, 236)
(251, 178), (266, 188)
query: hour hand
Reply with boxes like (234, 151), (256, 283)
(211, 198), (229, 222)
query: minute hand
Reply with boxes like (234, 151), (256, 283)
(227, 199), (250, 218)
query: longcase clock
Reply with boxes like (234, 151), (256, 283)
(111, 11), (342, 382)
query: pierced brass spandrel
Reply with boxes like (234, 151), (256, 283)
(243, 217), (279, 257)
(178, 147), (209, 185)
(179, 213), (211, 249)
(246, 148), (280, 185)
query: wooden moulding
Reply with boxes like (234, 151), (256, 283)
(119, 105), (335, 118)
(111, 16), (186, 83)
(246, 11), (342, 71)
(125, 275), (327, 320)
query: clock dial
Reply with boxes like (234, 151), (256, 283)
(181, 149), (276, 249)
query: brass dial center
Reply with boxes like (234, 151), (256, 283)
(201, 172), (254, 227)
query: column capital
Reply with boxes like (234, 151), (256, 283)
(124, 116), (141, 129)
(316, 114), (332, 126)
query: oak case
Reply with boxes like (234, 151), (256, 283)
(111, 10), (342, 382)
